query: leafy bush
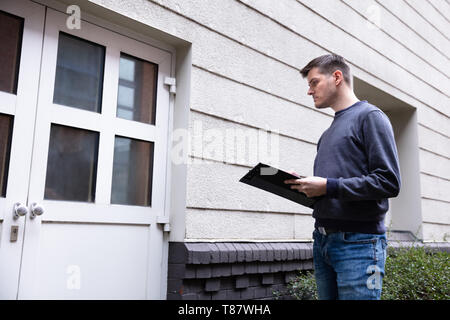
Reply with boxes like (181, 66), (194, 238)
(284, 271), (318, 300)
(284, 245), (449, 300)
(382, 246), (449, 300)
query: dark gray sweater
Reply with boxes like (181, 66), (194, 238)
(313, 100), (401, 234)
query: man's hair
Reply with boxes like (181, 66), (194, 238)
(300, 54), (352, 86)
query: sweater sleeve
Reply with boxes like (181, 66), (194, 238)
(326, 110), (401, 200)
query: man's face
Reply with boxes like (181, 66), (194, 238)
(306, 67), (337, 109)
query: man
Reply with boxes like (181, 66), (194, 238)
(284, 54), (401, 300)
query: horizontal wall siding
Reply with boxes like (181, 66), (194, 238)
(94, 0), (450, 241)
(239, 0), (449, 117)
(419, 150), (450, 180)
(186, 158), (314, 215)
(298, 0), (449, 98)
(422, 223), (450, 242)
(343, 0), (450, 76)
(420, 174), (450, 203)
(418, 125), (450, 159)
(191, 67), (332, 145)
(421, 198), (450, 225)
(185, 208), (315, 240)
(376, 0), (450, 59)
(185, 208), (296, 240)
(404, 0), (450, 40)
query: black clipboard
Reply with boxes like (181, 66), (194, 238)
(239, 162), (318, 209)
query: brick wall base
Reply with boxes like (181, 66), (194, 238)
(167, 242), (314, 300)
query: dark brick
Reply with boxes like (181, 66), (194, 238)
(257, 262), (270, 274)
(240, 287), (255, 300)
(249, 243), (260, 261)
(208, 243), (221, 263)
(224, 243), (237, 263)
(212, 264), (231, 277)
(254, 287), (267, 299)
(305, 243), (313, 259)
(220, 277), (234, 290)
(198, 292), (212, 300)
(184, 243), (197, 264)
(256, 243), (267, 261)
(291, 243), (301, 260)
(235, 276), (249, 289)
(181, 293), (198, 300)
(167, 279), (183, 295)
(185, 265), (196, 279)
(167, 292), (181, 300)
(244, 262), (258, 274)
(302, 259), (314, 270)
(269, 243), (281, 261)
(197, 243), (213, 264)
(244, 244), (253, 262)
(261, 274), (274, 285)
(271, 262), (282, 273)
(284, 271), (296, 283)
(232, 243), (246, 262)
(196, 265), (212, 278)
(216, 243), (229, 263)
(205, 278), (221, 292)
(211, 290), (227, 300)
(273, 273), (285, 284)
(284, 243), (294, 260)
(168, 242), (188, 263)
(231, 263), (245, 276)
(278, 243), (288, 261)
(168, 263), (185, 279)
(184, 280), (203, 293)
(225, 289), (241, 300)
(263, 243), (274, 261)
(249, 274), (260, 287)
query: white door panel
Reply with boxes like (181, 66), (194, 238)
(0, 0), (45, 299)
(0, 2), (172, 299)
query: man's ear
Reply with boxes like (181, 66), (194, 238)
(333, 70), (344, 86)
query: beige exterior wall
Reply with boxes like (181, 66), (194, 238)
(92, 0), (450, 242)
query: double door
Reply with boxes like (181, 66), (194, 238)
(0, 0), (172, 299)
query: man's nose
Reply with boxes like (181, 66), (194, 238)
(307, 88), (314, 95)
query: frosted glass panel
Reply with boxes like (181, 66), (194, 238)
(53, 32), (105, 112)
(117, 53), (157, 124)
(111, 136), (154, 206)
(45, 124), (99, 202)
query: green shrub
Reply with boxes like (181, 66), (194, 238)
(284, 271), (318, 300)
(382, 246), (449, 300)
(284, 246), (449, 300)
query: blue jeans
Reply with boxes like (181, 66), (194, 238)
(312, 229), (387, 300)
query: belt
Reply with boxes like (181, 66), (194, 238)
(317, 226), (341, 236)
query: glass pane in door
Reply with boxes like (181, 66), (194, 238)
(117, 53), (158, 124)
(53, 32), (105, 112)
(0, 10), (24, 94)
(0, 114), (13, 197)
(44, 124), (99, 202)
(111, 136), (154, 206)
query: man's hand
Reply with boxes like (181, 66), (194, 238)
(284, 176), (327, 198)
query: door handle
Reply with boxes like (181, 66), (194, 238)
(13, 203), (28, 219)
(30, 202), (44, 219)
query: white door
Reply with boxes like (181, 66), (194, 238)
(1, 2), (172, 299)
(0, 0), (45, 299)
